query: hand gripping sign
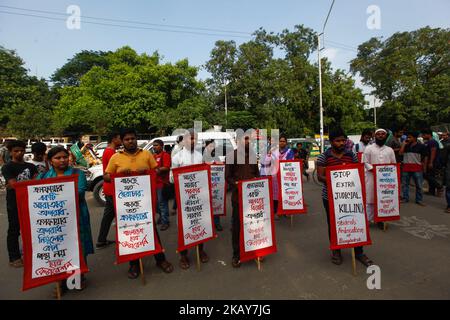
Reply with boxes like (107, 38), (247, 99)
(373, 163), (401, 222)
(238, 176), (277, 263)
(14, 175), (88, 291)
(277, 160), (307, 215)
(173, 164), (216, 252)
(326, 163), (372, 250)
(112, 171), (162, 264)
(210, 163), (227, 217)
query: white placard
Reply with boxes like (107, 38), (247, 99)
(210, 165), (226, 216)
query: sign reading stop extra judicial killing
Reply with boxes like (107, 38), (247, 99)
(113, 172), (162, 264)
(278, 160), (307, 215)
(373, 163), (401, 222)
(326, 163), (371, 250)
(210, 164), (226, 217)
(239, 177), (277, 262)
(15, 175), (88, 291)
(173, 164), (216, 252)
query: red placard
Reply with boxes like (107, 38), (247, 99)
(14, 175), (88, 291)
(326, 163), (372, 250)
(238, 176), (277, 263)
(210, 163), (227, 217)
(173, 163), (216, 252)
(373, 163), (401, 222)
(277, 160), (307, 215)
(112, 171), (163, 264)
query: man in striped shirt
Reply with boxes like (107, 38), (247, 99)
(317, 128), (373, 267)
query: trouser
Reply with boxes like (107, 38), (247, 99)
(366, 203), (374, 222)
(156, 188), (169, 225)
(180, 243), (204, 257)
(231, 201), (240, 259)
(130, 229), (166, 267)
(446, 186), (450, 209)
(425, 167), (442, 195)
(402, 171), (423, 203)
(273, 200), (279, 214)
(322, 199), (363, 256)
(97, 195), (115, 243)
(214, 215), (221, 226)
(6, 204), (21, 262)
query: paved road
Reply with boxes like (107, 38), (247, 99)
(1, 179), (449, 300)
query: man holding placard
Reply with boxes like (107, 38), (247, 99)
(363, 129), (397, 228)
(226, 134), (259, 268)
(317, 128), (374, 267)
(104, 128), (173, 279)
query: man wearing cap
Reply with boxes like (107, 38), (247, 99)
(362, 129), (397, 228)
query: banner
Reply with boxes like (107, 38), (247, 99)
(173, 164), (216, 252)
(15, 175), (88, 291)
(112, 172), (162, 264)
(326, 163), (372, 250)
(210, 164), (227, 217)
(278, 160), (307, 215)
(373, 163), (401, 222)
(238, 177), (277, 263)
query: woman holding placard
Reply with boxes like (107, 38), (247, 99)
(37, 146), (94, 294)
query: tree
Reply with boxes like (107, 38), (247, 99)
(350, 27), (450, 129)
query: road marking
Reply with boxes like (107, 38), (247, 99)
(390, 216), (450, 240)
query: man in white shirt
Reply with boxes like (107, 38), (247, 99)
(363, 128), (397, 226)
(170, 129), (209, 270)
(353, 129), (373, 162)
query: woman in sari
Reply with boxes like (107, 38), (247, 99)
(38, 146), (94, 294)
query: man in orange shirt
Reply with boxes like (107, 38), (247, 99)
(104, 129), (174, 279)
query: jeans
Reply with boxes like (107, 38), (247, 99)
(97, 195), (115, 243)
(402, 171), (424, 203)
(157, 188), (169, 225)
(322, 199), (363, 256)
(214, 215), (221, 226)
(6, 203), (21, 262)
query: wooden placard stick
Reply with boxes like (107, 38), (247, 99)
(196, 245), (201, 271)
(351, 248), (357, 276)
(139, 258), (146, 286)
(55, 282), (61, 300)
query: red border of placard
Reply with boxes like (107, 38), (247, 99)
(112, 171), (163, 264)
(373, 163), (401, 222)
(173, 163), (217, 252)
(238, 176), (277, 263)
(277, 160), (307, 215)
(210, 163), (227, 217)
(14, 175), (88, 291)
(326, 163), (372, 250)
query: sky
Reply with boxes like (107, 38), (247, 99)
(1, 0), (449, 106)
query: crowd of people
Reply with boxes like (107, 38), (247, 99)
(1, 125), (449, 296)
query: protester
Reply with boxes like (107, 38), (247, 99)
(96, 131), (121, 249)
(170, 129), (208, 270)
(104, 128), (174, 278)
(0, 140), (12, 166)
(399, 131), (428, 206)
(353, 128), (373, 161)
(152, 139), (171, 231)
(295, 142), (310, 181)
(37, 146), (94, 293)
(362, 129), (396, 228)
(203, 139), (223, 231)
(441, 132), (450, 213)
(28, 142), (48, 174)
(317, 128), (373, 267)
(225, 134), (259, 268)
(387, 128), (403, 164)
(422, 128), (444, 197)
(1, 140), (38, 268)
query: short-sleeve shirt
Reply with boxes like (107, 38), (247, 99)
(402, 143), (428, 172)
(102, 147), (116, 196)
(154, 151), (171, 189)
(1, 161), (37, 208)
(317, 148), (358, 200)
(105, 149), (157, 174)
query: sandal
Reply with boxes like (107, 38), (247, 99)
(232, 257), (241, 268)
(127, 265), (140, 279)
(156, 260), (174, 273)
(331, 250), (343, 265)
(356, 254), (374, 267)
(199, 250), (209, 263)
(9, 258), (23, 268)
(179, 256), (190, 270)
